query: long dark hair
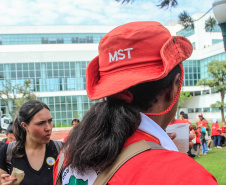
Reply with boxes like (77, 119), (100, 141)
(13, 100), (50, 158)
(64, 65), (181, 173)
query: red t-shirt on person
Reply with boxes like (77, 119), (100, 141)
(211, 123), (221, 136)
(220, 126), (226, 133)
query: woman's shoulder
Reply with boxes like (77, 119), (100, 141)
(111, 149), (217, 184)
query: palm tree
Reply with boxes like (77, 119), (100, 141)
(115, 1), (217, 32)
(205, 16), (217, 32)
(115, 0), (134, 4)
(178, 11), (194, 29)
(157, 0), (178, 9)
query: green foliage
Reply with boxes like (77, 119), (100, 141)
(0, 80), (37, 120)
(178, 11), (194, 29)
(205, 16), (217, 32)
(178, 91), (192, 109)
(197, 60), (226, 122)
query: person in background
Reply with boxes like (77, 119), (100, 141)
(53, 21), (217, 185)
(211, 118), (222, 149)
(196, 113), (208, 155)
(193, 125), (201, 157)
(0, 100), (62, 185)
(63, 119), (80, 142)
(1, 122), (15, 144)
(71, 119), (80, 128)
(220, 122), (226, 145)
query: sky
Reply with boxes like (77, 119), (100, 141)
(0, 0), (214, 26)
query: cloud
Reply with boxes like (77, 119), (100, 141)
(0, 0), (215, 26)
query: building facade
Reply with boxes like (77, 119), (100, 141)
(0, 13), (225, 126)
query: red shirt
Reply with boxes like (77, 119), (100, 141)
(195, 130), (201, 143)
(53, 130), (218, 185)
(197, 120), (208, 132)
(220, 126), (226, 133)
(211, 123), (221, 136)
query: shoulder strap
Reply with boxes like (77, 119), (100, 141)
(93, 140), (165, 185)
(55, 150), (65, 185)
(6, 141), (16, 164)
(54, 140), (165, 185)
(53, 140), (63, 154)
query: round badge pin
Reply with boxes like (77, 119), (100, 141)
(46, 157), (55, 166)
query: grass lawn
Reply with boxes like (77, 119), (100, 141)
(194, 146), (226, 185)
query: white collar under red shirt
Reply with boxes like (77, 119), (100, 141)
(138, 113), (179, 152)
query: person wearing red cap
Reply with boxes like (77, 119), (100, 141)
(53, 21), (218, 185)
(196, 113), (209, 155)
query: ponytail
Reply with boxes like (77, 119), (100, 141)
(64, 99), (141, 173)
(13, 117), (26, 158)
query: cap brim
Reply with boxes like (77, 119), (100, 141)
(87, 36), (192, 100)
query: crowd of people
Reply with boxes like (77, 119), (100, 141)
(0, 21), (221, 184)
(171, 111), (226, 158)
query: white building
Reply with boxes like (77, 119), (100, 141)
(0, 13), (225, 126)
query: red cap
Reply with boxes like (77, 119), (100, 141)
(87, 21), (193, 100)
(198, 113), (203, 117)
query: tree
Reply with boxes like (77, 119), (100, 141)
(115, 0), (217, 31)
(178, 11), (194, 29)
(0, 80), (37, 120)
(178, 91), (192, 110)
(205, 16), (217, 32)
(197, 60), (226, 122)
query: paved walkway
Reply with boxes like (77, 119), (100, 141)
(0, 128), (71, 142)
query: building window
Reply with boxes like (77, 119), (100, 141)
(188, 108), (194, 113)
(202, 90), (210, 95)
(195, 108), (202, 113)
(194, 91), (201, 96)
(212, 39), (223, 44)
(212, 108), (220, 112)
(192, 42), (196, 50)
(176, 26), (195, 38)
(203, 107), (210, 112)
(211, 88), (219, 94)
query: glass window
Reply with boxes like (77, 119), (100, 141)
(202, 90), (210, 95)
(17, 64), (22, 70)
(203, 107), (210, 112)
(23, 63), (28, 70)
(195, 108), (202, 113)
(194, 91), (201, 96)
(212, 108), (220, 112)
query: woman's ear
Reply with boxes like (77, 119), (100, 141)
(21, 122), (28, 131)
(169, 73), (181, 101)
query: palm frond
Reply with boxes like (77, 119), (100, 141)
(178, 11), (194, 29)
(157, 0), (178, 9)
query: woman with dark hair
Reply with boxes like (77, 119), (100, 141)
(0, 100), (62, 185)
(53, 22), (217, 185)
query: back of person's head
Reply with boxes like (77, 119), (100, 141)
(6, 122), (14, 135)
(13, 100), (50, 157)
(65, 21), (192, 174)
(183, 113), (188, 119)
(213, 118), (218, 123)
(192, 125), (197, 130)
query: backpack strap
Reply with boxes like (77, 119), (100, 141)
(53, 140), (63, 154)
(55, 150), (65, 185)
(93, 140), (165, 185)
(55, 140), (165, 185)
(6, 141), (16, 164)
